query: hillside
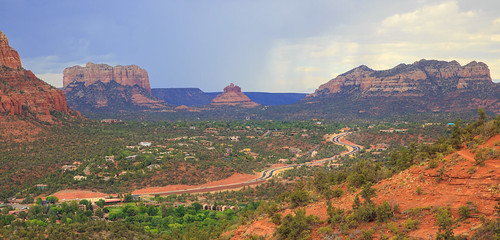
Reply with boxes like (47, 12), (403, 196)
(227, 118), (500, 239)
(151, 88), (213, 106)
(63, 63), (170, 112)
(0, 30), (80, 142)
(295, 60), (500, 118)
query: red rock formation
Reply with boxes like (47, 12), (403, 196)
(311, 60), (493, 97)
(211, 83), (259, 108)
(0, 30), (22, 69)
(0, 30), (70, 122)
(63, 62), (169, 111)
(308, 59), (500, 113)
(63, 63), (151, 93)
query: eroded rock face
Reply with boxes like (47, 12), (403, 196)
(63, 63), (151, 94)
(0, 30), (22, 69)
(0, 30), (70, 122)
(312, 60), (493, 97)
(63, 63), (169, 112)
(211, 83), (259, 108)
(308, 59), (500, 114)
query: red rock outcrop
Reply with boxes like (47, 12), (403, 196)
(308, 59), (500, 114)
(311, 60), (493, 97)
(0, 30), (70, 122)
(210, 83), (259, 108)
(0, 30), (22, 69)
(63, 62), (151, 94)
(63, 63), (169, 111)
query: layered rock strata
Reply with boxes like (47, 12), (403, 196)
(63, 62), (151, 93)
(63, 63), (168, 111)
(210, 83), (259, 108)
(308, 59), (500, 114)
(0, 30), (70, 122)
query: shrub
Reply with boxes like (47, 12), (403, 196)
(403, 218), (420, 231)
(289, 189), (309, 208)
(270, 213), (282, 225)
(375, 201), (394, 222)
(354, 202), (376, 222)
(361, 229), (375, 240)
(331, 188), (343, 198)
(428, 159), (438, 169)
(435, 207), (455, 240)
(475, 148), (499, 166)
(467, 167), (476, 175)
(416, 186), (422, 195)
(277, 209), (316, 240)
(458, 205), (471, 220)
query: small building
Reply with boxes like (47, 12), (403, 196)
(62, 165), (77, 172)
(139, 142), (152, 147)
(230, 136), (240, 142)
(100, 119), (123, 124)
(147, 164), (161, 170)
(242, 148), (251, 153)
(272, 131), (284, 137)
(35, 184), (48, 191)
(201, 140), (213, 146)
(74, 175), (87, 181)
(125, 155), (137, 160)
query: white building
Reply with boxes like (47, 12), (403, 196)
(139, 141), (152, 147)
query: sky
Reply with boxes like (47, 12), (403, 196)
(1, 0), (499, 92)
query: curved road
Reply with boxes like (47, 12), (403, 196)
(136, 132), (361, 197)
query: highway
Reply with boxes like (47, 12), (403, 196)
(254, 132), (361, 180)
(135, 132), (361, 197)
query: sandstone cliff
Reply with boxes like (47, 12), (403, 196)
(0, 30), (70, 123)
(63, 62), (151, 93)
(307, 59), (500, 114)
(210, 83), (259, 108)
(0, 30), (22, 69)
(63, 63), (169, 112)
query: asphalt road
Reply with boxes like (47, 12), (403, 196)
(137, 132), (361, 197)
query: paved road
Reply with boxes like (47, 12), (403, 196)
(254, 132), (361, 180)
(137, 132), (361, 197)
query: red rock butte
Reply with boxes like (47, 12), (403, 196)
(0, 30), (69, 122)
(63, 62), (151, 94)
(311, 59), (493, 97)
(0, 30), (22, 69)
(211, 83), (259, 108)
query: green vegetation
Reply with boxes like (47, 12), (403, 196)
(1, 111), (500, 239)
(0, 120), (343, 200)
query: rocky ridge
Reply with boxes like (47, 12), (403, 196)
(210, 83), (259, 108)
(63, 63), (168, 111)
(63, 62), (151, 93)
(0, 30), (70, 123)
(307, 59), (500, 114)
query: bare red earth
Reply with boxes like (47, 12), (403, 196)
(228, 134), (500, 239)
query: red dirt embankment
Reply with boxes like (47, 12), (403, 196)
(48, 173), (259, 201)
(132, 173), (258, 195)
(51, 190), (108, 201)
(228, 134), (500, 239)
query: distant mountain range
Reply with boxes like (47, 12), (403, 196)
(58, 57), (500, 120)
(152, 88), (307, 107)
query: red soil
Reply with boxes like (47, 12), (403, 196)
(132, 173), (258, 195)
(228, 134), (500, 239)
(50, 190), (108, 201)
(226, 219), (277, 239)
